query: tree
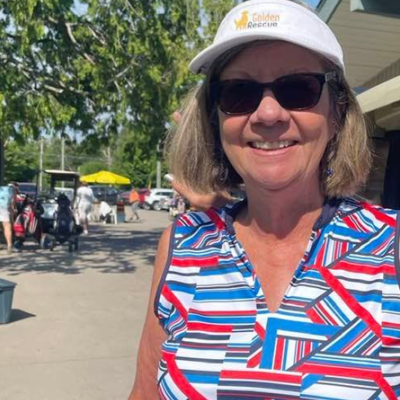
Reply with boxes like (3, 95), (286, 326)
(4, 140), (39, 182)
(0, 0), (235, 184)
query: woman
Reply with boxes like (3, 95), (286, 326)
(76, 181), (94, 234)
(128, 1), (400, 399)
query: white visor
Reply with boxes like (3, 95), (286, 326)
(189, 0), (344, 74)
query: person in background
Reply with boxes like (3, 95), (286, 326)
(129, 187), (140, 221)
(128, 0), (400, 399)
(0, 184), (15, 254)
(76, 181), (94, 234)
(99, 200), (113, 224)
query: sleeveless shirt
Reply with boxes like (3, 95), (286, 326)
(154, 197), (400, 400)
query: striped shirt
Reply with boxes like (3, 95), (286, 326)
(155, 197), (400, 400)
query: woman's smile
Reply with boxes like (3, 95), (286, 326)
(249, 139), (296, 150)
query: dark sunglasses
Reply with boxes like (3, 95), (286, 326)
(210, 72), (336, 115)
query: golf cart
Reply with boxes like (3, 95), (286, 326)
(40, 170), (82, 252)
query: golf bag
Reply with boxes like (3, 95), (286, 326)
(53, 193), (77, 244)
(13, 196), (44, 248)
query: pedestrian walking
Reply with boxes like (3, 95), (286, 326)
(76, 181), (94, 234)
(129, 187), (140, 221)
(128, 1), (398, 399)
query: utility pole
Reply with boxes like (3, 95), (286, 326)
(39, 137), (44, 191)
(61, 136), (65, 187)
(61, 136), (65, 171)
(156, 139), (162, 188)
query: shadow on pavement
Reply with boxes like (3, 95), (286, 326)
(0, 223), (163, 276)
(8, 309), (36, 323)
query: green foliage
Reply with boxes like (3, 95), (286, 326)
(79, 160), (107, 175)
(0, 0), (236, 184)
(4, 140), (38, 182)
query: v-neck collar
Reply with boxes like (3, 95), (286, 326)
(223, 196), (342, 235)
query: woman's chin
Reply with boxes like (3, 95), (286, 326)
(243, 172), (317, 194)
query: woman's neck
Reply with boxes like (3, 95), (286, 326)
(238, 183), (325, 240)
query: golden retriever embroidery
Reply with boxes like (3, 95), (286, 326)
(235, 11), (249, 30)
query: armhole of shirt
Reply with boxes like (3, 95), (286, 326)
(153, 218), (179, 319)
(395, 210), (400, 288)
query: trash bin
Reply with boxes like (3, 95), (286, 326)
(0, 278), (17, 324)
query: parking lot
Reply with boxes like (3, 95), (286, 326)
(0, 208), (170, 400)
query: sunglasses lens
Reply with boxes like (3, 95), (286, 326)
(218, 81), (261, 114)
(214, 74), (326, 114)
(275, 75), (323, 110)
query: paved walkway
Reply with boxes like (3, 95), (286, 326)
(0, 208), (170, 400)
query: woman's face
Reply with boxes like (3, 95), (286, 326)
(218, 41), (334, 194)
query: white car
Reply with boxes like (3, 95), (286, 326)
(143, 189), (174, 211)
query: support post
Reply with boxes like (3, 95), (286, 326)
(39, 137), (44, 191)
(382, 130), (400, 209)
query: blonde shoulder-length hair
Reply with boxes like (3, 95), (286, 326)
(165, 45), (372, 199)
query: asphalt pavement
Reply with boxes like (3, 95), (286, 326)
(0, 207), (171, 400)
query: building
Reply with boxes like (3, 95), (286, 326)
(317, 0), (400, 207)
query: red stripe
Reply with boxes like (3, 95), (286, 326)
(274, 337), (284, 370)
(187, 321), (233, 333)
(314, 260), (382, 338)
(247, 350), (262, 368)
(304, 341), (312, 358)
(173, 256), (218, 267)
(382, 336), (400, 346)
(255, 322), (266, 340)
(190, 309), (256, 316)
(297, 363), (378, 379)
(375, 374), (398, 400)
(361, 202), (397, 228)
(332, 261), (395, 275)
(179, 214), (193, 226)
(341, 328), (368, 354)
(382, 321), (400, 329)
(220, 369), (302, 384)
(161, 285), (188, 321)
(342, 215), (359, 231)
(163, 352), (208, 400)
(317, 303), (338, 326)
(206, 208), (226, 231)
(306, 307), (325, 325)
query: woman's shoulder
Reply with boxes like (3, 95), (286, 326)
(175, 201), (241, 230)
(338, 196), (398, 229)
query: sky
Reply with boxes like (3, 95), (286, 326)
(306, 0), (322, 8)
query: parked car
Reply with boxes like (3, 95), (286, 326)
(90, 185), (120, 205)
(143, 189), (174, 211)
(138, 188), (151, 207)
(17, 182), (37, 198)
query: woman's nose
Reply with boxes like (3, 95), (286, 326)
(249, 91), (290, 125)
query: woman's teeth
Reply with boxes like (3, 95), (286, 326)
(251, 140), (295, 150)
